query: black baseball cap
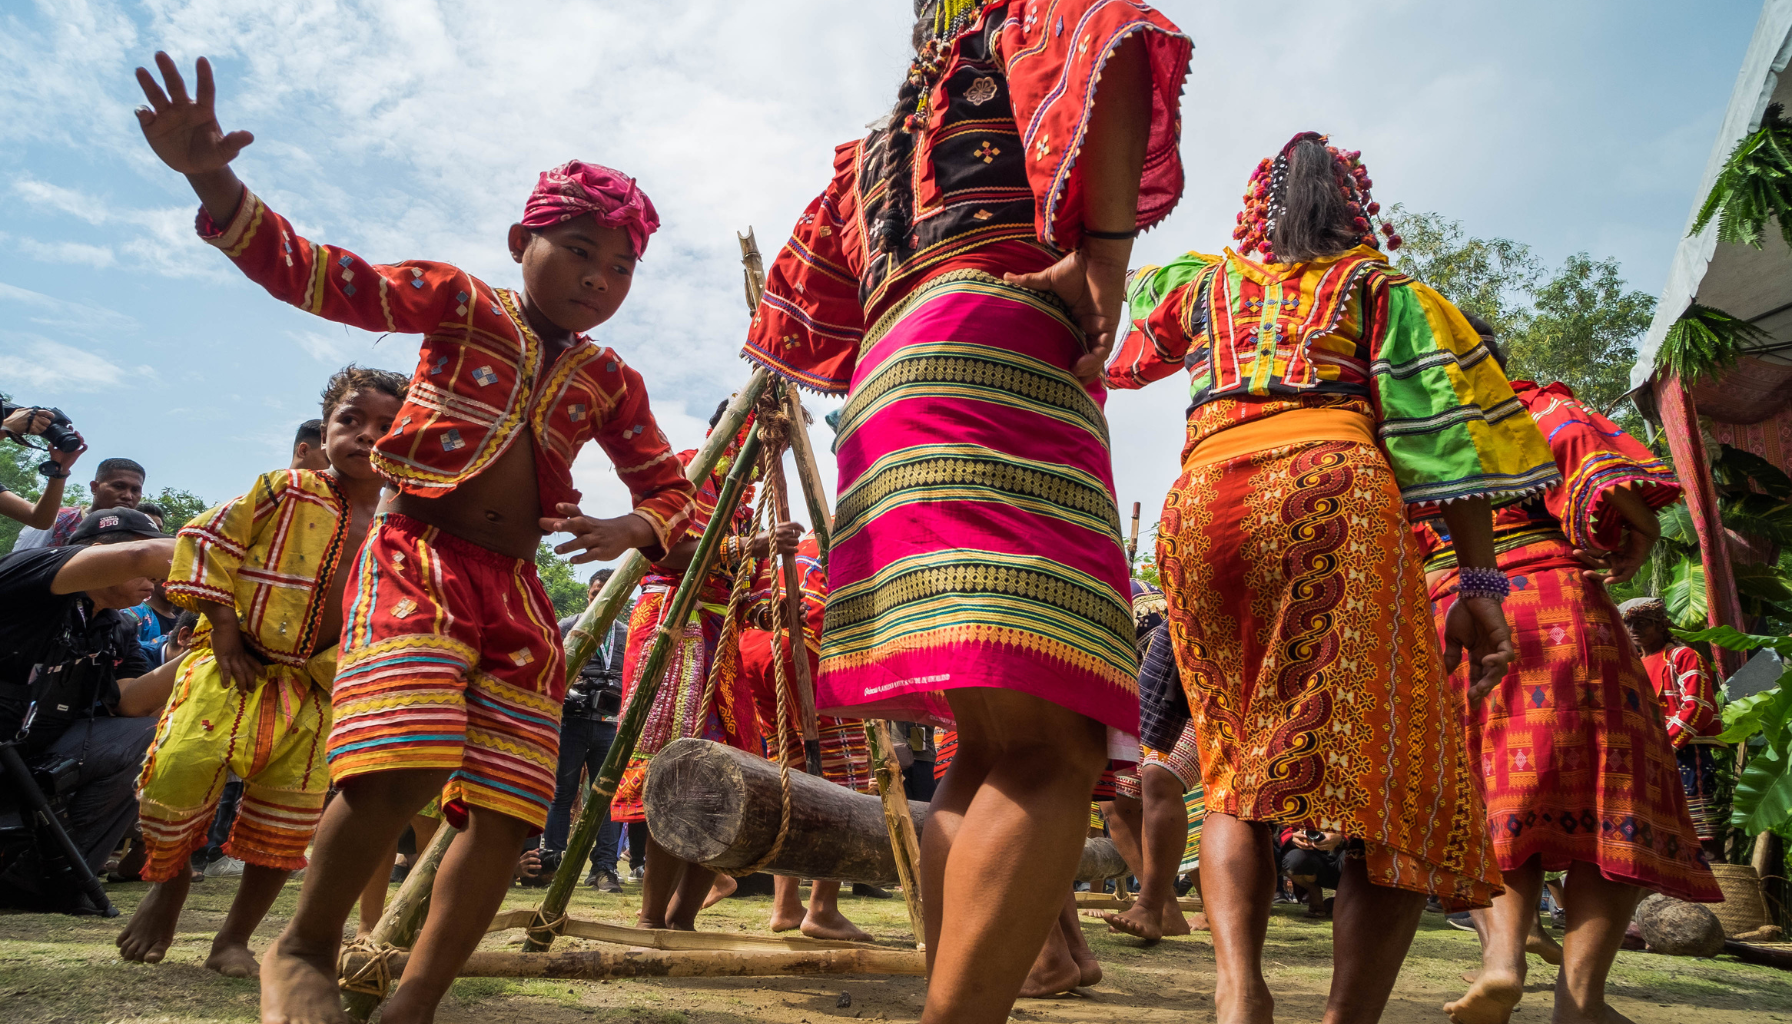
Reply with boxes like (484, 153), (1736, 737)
(69, 507), (164, 544)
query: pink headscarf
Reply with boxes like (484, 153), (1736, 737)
(521, 160), (661, 257)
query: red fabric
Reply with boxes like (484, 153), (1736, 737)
(1655, 374), (1746, 674)
(742, 0), (1190, 395)
(1432, 575), (1720, 902)
(1642, 645), (1720, 748)
(642, 448), (756, 603)
(1708, 410), (1792, 478)
(1512, 381), (1683, 551)
(521, 160), (659, 257)
(196, 191), (694, 554)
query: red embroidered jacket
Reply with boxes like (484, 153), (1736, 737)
(742, 0), (1192, 394)
(198, 191), (695, 553)
(1643, 644), (1719, 748)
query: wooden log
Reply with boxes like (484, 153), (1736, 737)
(645, 739), (1128, 885)
(1724, 938), (1792, 971)
(345, 946), (926, 982)
(343, 824), (459, 1020)
(487, 909), (880, 951)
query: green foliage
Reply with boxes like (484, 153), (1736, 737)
(1690, 102), (1792, 251)
(150, 487), (210, 533)
(1656, 303), (1772, 387)
(1388, 206), (1541, 341)
(1505, 254), (1655, 418)
(1684, 625), (1792, 837)
(1666, 556), (1708, 629)
(535, 543), (588, 618)
(1130, 524), (1161, 587)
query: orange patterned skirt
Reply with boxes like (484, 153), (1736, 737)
(1157, 438), (1499, 906)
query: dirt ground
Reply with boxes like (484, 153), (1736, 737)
(4, 876), (1791, 1024)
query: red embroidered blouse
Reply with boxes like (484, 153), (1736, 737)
(197, 191), (695, 552)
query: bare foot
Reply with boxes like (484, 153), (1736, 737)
(1445, 970), (1523, 1024)
(260, 934), (351, 1023)
(1018, 926), (1082, 998)
(768, 904), (805, 932)
(1160, 899), (1194, 937)
(1068, 942), (1102, 988)
(802, 908), (873, 943)
(1528, 917), (1564, 966)
(1550, 972), (1636, 1024)
(1188, 911), (1210, 932)
(205, 938), (261, 979)
(701, 873), (737, 909)
(1214, 974), (1273, 1024)
(1099, 904), (1163, 943)
(116, 878), (188, 964)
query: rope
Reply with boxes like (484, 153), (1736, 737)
(718, 404), (802, 877)
(525, 910), (568, 947)
(338, 937), (401, 998)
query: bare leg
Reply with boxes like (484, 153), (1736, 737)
(1017, 898), (1083, 997)
(261, 768), (450, 1024)
(770, 874), (806, 932)
(666, 857), (719, 930)
(357, 833), (403, 938)
(803, 880), (872, 942)
(1104, 766), (1192, 940)
(918, 688), (1107, 1024)
(379, 805), (532, 1024)
(1551, 862), (1643, 1024)
(1324, 856), (1427, 1024)
(636, 835), (682, 929)
(116, 868), (193, 963)
(1106, 793), (1146, 879)
(1200, 812), (1276, 1024)
(206, 863), (291, 977)
(1059, 889), (1103, 986)
(701, 871), (737, 908)
(1446, 857), (1542, 1024)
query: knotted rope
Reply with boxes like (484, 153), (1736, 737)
(338, 937), (402, 998)
(525, 910), (568, 947)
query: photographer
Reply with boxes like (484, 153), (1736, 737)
(0, 508), (182, 907)
(1279, 828), (1347, 919)
(539, 570), (629, 892)
(0, 406), (85, 532)
(14, 457), (147, 551)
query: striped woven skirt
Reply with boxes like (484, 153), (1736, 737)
(1158, 435), (1500, 906)
(818, 271), (1139, 736)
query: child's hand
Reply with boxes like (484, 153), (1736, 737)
(209, 623), (264, 692)
(541, 504), (655, 564)
(134, 53), (254, 176)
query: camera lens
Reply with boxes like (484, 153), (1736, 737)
(41, 422), (81, 453)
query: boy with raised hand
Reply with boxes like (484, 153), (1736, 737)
(117, 366), (408, 976)
(133, 52), (695, 1024)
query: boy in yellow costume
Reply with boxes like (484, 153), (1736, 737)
(115, 366), (406, 977)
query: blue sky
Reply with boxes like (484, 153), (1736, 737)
(0, 0), (1766, 562)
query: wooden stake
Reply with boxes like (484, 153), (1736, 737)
(1126, 501), (1141, 568)
(527, 415), (770, 952)
(342, 823), (459, 1021)
(783, 387), (833, 553)
(764, 383), (822, 759)
(866, 720), (927, 948)
(343, 946), (925, 981)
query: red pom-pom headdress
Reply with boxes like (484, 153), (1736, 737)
(1232, 131), (1401, 263)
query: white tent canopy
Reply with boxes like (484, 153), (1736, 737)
(1630, 0), (1792, 397)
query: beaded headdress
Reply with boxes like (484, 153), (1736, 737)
(1232, 131), (1401, 263)
(902, 0), (988, 133)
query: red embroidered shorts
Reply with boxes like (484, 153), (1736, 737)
(326, 513), (565, 831)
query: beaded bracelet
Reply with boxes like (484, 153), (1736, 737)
(1457, 565), (1511, 602)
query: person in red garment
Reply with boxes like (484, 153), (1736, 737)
(131, 53), (695, 1024)
(741, 3), (1191, 1020)
(1414, 338), (1720, 1024)
(1621, 597), (1726, 861)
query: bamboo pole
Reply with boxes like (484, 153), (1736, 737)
(526, 423), (768, 952)
(343, 945), (926, 981)
(1126, 501), (1141, 568)
(866, 720), (927, 948)
(783, 388), (833, 552)
(341, 823), (460, 1020)
(764, 385), (822, 765)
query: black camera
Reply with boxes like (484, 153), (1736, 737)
(0, 401), (81, 454)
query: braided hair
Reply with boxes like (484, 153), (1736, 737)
(872, 0), (986, 257)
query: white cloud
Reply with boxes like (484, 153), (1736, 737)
(0, 280), (137, 335)
(15, 237), (117, 267)
(0, 334), (133, 392)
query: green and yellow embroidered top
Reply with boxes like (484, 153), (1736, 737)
(1109, 247), (1558, 509)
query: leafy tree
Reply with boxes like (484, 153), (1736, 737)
(1505, 254), (1655, 420)
(536, 543), (589, 618)
(0, 440), (87, 554)
(151, 487), (212, 532)
(1388, 206), (1541, 341)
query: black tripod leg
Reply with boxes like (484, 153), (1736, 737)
(0, 742), (114, 917)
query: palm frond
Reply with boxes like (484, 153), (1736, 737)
(1656, 303), (1773, 386)
(1690, 102), (1792, 251)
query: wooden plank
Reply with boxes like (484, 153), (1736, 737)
(867, 720), (927, 948)
(488, 912), (881, 951)
(344, 946), (927, 981)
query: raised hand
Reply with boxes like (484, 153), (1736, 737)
(134, 52), (253, 175)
